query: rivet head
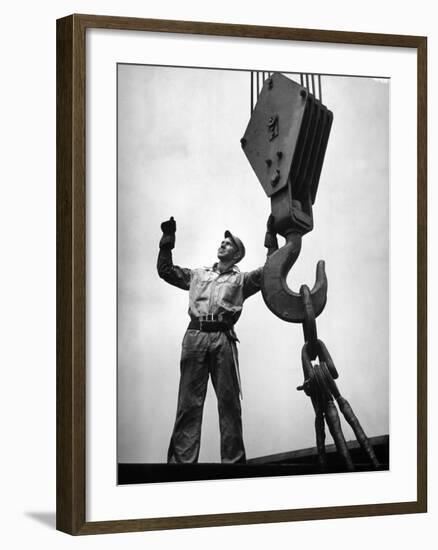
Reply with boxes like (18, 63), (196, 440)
(240, 137), (247, 147)
(271, 169), (281, 186)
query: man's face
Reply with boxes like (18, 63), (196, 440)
(217, 237), (238, 263)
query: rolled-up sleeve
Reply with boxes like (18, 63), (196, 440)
(242, 267), (263, 299)
(157, 248), (191, 290)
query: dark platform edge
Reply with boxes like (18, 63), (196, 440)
(118, 435), (389, 484)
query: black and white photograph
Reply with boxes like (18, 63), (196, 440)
(116, 63), (390, 484)
(1, 0), (433, 543)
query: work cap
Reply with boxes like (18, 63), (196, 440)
(224, 230), (246, 263)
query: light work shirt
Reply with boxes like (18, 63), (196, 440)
(157, 248), (262, 325)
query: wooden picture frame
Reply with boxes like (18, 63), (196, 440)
(57, 13), (427, 535)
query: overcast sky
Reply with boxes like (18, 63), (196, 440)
(117, 63), (389, 464)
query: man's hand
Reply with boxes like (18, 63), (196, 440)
(159, 217), (176, 249)
(161, 216), (176, 235)
(264, 214), (279, 253)
(266, 214), (276, 235)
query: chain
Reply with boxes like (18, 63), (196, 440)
(296, 284), (338, 397)
(296, 287), (381, 471)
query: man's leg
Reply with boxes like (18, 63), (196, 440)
(209, 332), (246, 464)
(167, 331), (209, 463)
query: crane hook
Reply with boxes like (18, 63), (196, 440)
(261, 231), (327, 323)
(240, 72), (332, 323)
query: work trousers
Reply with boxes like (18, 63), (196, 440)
(167, 329), (246, 464)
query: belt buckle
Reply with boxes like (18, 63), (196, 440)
(199, 314), (219, 330)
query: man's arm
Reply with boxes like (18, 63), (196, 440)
(157, 217), (191, 290)
(243, 215), (279, 299)
(242, 267), (263, 299)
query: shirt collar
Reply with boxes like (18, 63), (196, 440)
(207, 262), (240, 274)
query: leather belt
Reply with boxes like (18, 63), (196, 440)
(188, 316), (232, 332)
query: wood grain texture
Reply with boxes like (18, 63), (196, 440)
(76, 501), (422, 535)
(56, 14), (86, 535)
(74, 13), (425, 47)
(416, 36), (427, 513)
(56, 13), (427, 535)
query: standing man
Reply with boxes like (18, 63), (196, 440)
(157, 216), (278, 464)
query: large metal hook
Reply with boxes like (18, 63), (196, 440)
(240, 72), (332, 322)
(261, 232), (327, 323)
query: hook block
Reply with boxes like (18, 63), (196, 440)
(241, 72), (333, 236)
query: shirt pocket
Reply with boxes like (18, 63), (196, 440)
(217, 278), (243, 307)
(190, 277), (212, 304)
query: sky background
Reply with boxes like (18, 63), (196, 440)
(117, 63), (389, 463)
